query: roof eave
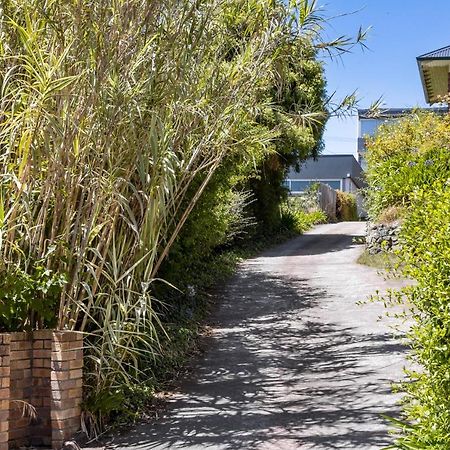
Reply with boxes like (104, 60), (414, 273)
(417, 54), (450, 104)
(417, 44), (450, 60)
(417, 56), (450, 62)
(349, 175), (366, 189)
(417, 58), (432, 104)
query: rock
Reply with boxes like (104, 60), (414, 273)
(365, 221), (400, 254)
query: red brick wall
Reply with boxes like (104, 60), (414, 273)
(0, 331), (83, 450)
(51, 332), (83, 450)
(0, 335), (11, 450)
(9, 333), (33, 448)
(30, 330), (53, 448)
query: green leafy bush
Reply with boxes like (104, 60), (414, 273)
(365, 112), (450, 219)
(365, 111), (450, 448)
(336, 190), (358, 221)
(391, 184), (450, 448)
(0, 263), (66, 331)
(280, 201), (326, 234)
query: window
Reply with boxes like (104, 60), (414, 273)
(360, 118), (394, 138)
(360, 119), (381, 136)
(290, 180), (312, 192)
(284, 179), (342, 193)
(321, 180), (341, 190)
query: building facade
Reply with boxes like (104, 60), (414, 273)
(285, 155), (365, 194)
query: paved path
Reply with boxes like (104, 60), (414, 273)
(108, 222), (407, 450)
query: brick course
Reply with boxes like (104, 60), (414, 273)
(0, 331), (83, 449)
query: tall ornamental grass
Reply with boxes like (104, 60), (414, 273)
(0, 0), (366, 431)
(0, 0), (283, 426)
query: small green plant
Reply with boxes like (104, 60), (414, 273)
(0, 263), (66, 332)
(280, 200), (326, 234)
(356, 249), (399, 271)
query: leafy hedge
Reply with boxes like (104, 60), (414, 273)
(280, 205), (326, 234)
(336, 190), (358, 221)
(365, 111), (450, 448)
(365, 112), (450, 219)
(395, 184), (450, 448)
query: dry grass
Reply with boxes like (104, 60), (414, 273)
(378, 205), (405, 224)
(357, 249), (400, 271)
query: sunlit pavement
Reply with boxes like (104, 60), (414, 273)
(102, 222), (408, 450)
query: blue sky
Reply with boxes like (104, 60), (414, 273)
(321, 0), (450, 156)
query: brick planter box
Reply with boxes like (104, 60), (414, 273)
(0, 331), (83, 450)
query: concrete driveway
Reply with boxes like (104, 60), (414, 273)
(106, 222), (407, 450)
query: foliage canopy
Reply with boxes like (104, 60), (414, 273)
(0, 0), (364, 430)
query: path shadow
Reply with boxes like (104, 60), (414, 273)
(261, 233), (365, 258)
(106, 270), (404, 450)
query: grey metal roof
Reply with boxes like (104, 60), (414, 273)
(417, 45), (450, 60)
(288, 155), (365, 189)
(358, 107), (448, 119)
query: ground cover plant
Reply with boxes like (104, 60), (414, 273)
(356, 249), (398, 271)
(0, 0), (367, 434)
(365, 111), (450, 448)
(280, 194), (327, 234)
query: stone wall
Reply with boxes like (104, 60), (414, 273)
(366, 221), (401, 254)
(0, 331), (83, 450)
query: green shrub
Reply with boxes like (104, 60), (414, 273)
(280, 201), (326, 234)
(392, 184), (450, 448)
(336, 190), (358, 221)
(365, 111), (450, 448)
(0, 263), (66, 332)
(365, 112), (450, 219)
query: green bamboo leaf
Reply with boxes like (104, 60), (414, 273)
(0, 190), (4, 229)
(18, 130), (32, 178)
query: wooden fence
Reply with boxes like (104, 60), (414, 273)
(316, 183), (337, 219)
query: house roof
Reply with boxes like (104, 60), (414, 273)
(358, 107), (448, 119)
(417, 45), (450, 60)
(417, 45), (450, 104)
(287, 155), (365, 189)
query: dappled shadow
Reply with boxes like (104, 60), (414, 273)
(106, 268), (404, 450)
(261, 233), (365, 258)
